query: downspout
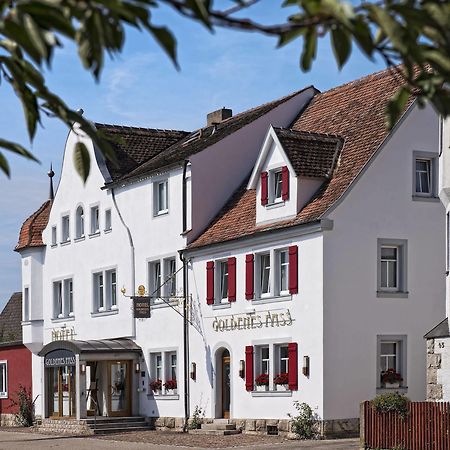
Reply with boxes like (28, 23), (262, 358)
(180, 251), (190, 431)
(111, 187), (136, 338)
(182, 160), (189, 233)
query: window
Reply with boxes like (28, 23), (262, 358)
(260, 346), (270, 375)
(149, 350), (178, 395)
(447, 212), (450, 272)
(90, 206), (100, 234)
(0, 362), (7, 398)
(93, 269), (117, 313)
(377, 239), (407, 297)
(51, 226), (57, 246)
(53, 278), (73, 319)
(167, 351), (177, 380)
(413, 152), (437, 198)
(23, 287), (30, 321)
(377, 335), (407, 389)
(259, 253), (271, 296)
(155, 353), (163, 380)
(105, 209), (112, 231)
(154, 180), (168, 215)
(278, 250), (289, 294)
(61, 215), (70, 242)
(75, 206), (84, 238)
(273, 170), (283, 201)
(279, 345), (289, 374)
(149, 261), (162, 299)
(219, 261), (229, 300)
(164, 258), (177, 297)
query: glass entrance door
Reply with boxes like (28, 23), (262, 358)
(48, 366), (76, 418)
(108, 361), (131, 416)
(222, 350), (230, 419)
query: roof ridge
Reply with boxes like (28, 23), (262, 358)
(95, 123), (190, 134)
(273, 127), (343, 141)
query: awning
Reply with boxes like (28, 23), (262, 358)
(38, 338), (142, 357)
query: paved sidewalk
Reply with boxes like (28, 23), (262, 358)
(0, 430), (360, 450)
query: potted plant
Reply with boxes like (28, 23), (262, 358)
(273, 372), (289, 391)
(164, 378), (177, 394)
(149, 379), (162, 395)
(381, 369), (403, 388)
(255, 373), (269, 391)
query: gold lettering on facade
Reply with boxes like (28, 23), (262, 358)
(51, 326), (76, 341)
(212, 309), (293, 332)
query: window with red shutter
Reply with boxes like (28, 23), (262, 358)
(206, 261), (214, 305)
(288, 342), (298, 390)
(245, 345), (254, 391)
(245, 254), (254, 300)
(261, 172), (268, 206)
(282, 166), (289, 200)
(288, 245), (298, 294)
(228, 257), (236, 302)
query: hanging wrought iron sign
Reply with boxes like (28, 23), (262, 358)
(133, 296), (151, 318)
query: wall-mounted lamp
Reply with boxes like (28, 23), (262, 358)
(302, 356), (310, 377)
(135, 362), (141, 373)
(190, 362), (196, 381)
(239, 360), (245, 379)
(80, 362), (86, 374)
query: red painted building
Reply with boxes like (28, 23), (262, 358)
(0, 292), (32, 425)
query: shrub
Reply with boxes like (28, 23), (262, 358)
(273, 372), (289, 385)
(255, 373), (269, 386)
(288, 401), (319, 439)
(9, 385), (34, 427)
(149, 379), (162, 392)
(189, 405), (205, 430)
(164, 379), (177, 390)
(371, 392), (410, 418)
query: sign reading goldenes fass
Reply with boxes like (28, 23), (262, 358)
(44, 349), (76, 367)
(212, 309), (293, 332)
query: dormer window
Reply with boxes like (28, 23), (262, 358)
(273, 170), (283, 201)
(261, 166), (289, 206)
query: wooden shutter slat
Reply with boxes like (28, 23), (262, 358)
(245, 254), (254, 300)
(206, 261), (214, 305)
(261, 172), (268, 206)
(282, 166), (289, 200)
(228, 257), (236, 302)
(289, 245), (298, 294)
(288, 342), (298, 391)
(245, 345), (254, 391)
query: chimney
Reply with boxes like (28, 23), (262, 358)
(207, 108), (232, 127)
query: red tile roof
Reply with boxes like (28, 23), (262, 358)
(15, 200), (52, 252)
(189, 67), (415, 249)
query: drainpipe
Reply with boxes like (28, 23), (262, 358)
(182, 160), (189, 233)
(180, 251), (190, 431)
(111, 187), (136, 338)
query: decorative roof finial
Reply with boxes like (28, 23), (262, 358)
(48, 164), (55, 201)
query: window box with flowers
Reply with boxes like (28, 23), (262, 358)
(273, 372), (289, 391)
(164, 378), (177, 394)
(381, 369), (403, 389)
(150, 379), (162, 395)
(255, 373), (269, 391)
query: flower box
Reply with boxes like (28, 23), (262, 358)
(150, 379), (162, 394)
(256, 384), (268, 392)
(384, 382), (400, 389)
(381, 369), (402, 388)
(275, 384), (289, 391)
(273, 372), (289, 391)
(254, 373), (269, 391)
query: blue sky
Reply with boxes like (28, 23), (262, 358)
(0, 2), (384, 308)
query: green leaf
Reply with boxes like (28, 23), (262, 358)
(0, 152), (11, 178)
(73, 142), (91, 183)
(331, 27), (351, 69)
(148, 25), (178, 69)
(0, 138), (39, 162)
(300, 27), (317, 71)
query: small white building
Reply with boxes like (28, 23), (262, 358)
(16, 67), (446, 436)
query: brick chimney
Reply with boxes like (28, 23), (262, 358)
(207, 108), (232, 126)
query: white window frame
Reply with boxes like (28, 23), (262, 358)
(377, 239), (408, 298)
(53, 278), (73, 319)
(277, 249), (289, 296)
(149, 260), (162, 301)
(215, 260), (229, 303)
(0, 361), (7, 398)
(277, 344), (289, 375)
(23, 286), (30, 322)
(377, 335), (407, 390)
(166, 351), (177, 381)
(258, 253), (271, 298)
(164, 258), (177, 298)
(75, 205), (85, 239)
(105, 209), (112, 232)
(51, 226), (57, 246)
(412, 151), (438, 199)
(154, 179), (169, 216)
(93, 268), (118, 313)
(64, 278), (74, 317)
(90, 205), (100, 235)
(149, 349), (178, 396)
(61, 215), (70, 243)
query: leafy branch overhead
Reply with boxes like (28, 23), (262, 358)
(1, 0), (450, 180)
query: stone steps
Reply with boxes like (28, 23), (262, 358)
(190, 419), (241, 436)
(190, 429), (241, 436)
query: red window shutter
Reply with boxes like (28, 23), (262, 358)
(206, 261), (214, 305)
(288, 342), (298, 390)
(282, 166), (289, 200)
(245, 345), (254, 391)
(289, 245), (298, 294)
(261, 172), (268, 205)
(245, 254), (254, 300)
(228, 257), (236, 302)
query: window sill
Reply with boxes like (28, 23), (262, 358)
(89, 232), (100, 239)
(0, 394), (8, 399)
(74, 236), (85, 243)
(60, 240), (71, 247)
(91, 309), (119, 318)
(251, 390), (292, 397)
(154, 210), (169, 218)
(149, 393), (179, 400)
(51, 316), (75, 323)
(252, 294), (292, 305)
(377, 291), (409, 299)
(181, 228), (192, 237)
(104, 228), (112, 234)
(412, 195), (439, 202)
(212, 303), (232, 310)
(265, 200), (285, 210)
(50, 244), (58, 249)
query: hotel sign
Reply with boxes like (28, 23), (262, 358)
(212, 309), (293, 332)
(44, 349), (76, 368)
(51, 326), (76, 341)
(133, 296), (151, 318)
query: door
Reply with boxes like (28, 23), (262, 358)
(222, 350), (231, 419)
(108, 361), (131, 416)
(48, 366), (76, 418)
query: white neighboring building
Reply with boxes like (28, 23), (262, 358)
(16, 67), (446, 436)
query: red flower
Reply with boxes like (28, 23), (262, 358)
(381, 369), (403, 384)
(273, 373), (289, 385)
(164, 379), (177, 390)
(150, 379), (162, 391)
(255, 373), (269, 386)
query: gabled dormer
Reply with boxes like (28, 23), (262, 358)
(249, 126), (343, 226)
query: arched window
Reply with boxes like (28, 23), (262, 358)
(75, 206), (84, 238)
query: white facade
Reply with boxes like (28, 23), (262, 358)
(17, 81), (446, 433)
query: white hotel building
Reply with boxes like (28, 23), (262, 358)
(16, 67), (446, 436)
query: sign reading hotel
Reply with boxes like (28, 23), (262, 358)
(51, 326), (76, 341)
(212, 309), (293, 332)
(133, 297), (151, 318)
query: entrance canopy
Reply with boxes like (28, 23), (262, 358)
(38, 338), (142, 357)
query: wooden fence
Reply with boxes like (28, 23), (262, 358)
(361, 401), (450, 450)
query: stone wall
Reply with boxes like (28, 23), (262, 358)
(426, 338), (444, 400)
(0, 414), (18, 427)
